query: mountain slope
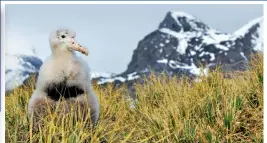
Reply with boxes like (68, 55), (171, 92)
(98, 11), (263, 86)
(5, 53), (114, 92)
(5, 53), (43, 92)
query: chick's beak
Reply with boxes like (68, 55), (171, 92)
(68, 38), (88, 56)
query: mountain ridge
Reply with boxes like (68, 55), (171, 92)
(98, 11), (263, 87)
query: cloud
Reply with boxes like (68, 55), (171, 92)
(5, 28), (35, 56)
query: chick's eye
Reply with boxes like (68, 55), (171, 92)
(61, 35), (66, 38)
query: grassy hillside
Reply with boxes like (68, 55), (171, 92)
(5, 54), (263, 143)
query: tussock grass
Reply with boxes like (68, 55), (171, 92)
(6, 54), (263, 143)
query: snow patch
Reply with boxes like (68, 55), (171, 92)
(127, 72), (140, 80)
(168, 60), (208, 76)
(157, 59), (168, 64)
(199, 52), (205, 57)
(90, 72), (113, 79)
(209, 53), (215, 61)
(233, 17), (263, 37)
(171, 11), (195, 20)
(159, 28), (188, 54)
(190, 50), (196, 55)
(177, 39), (188, 54)
(240, 52), (248, 61)
(97, 76), (126, 85)
(215, 44), (229, 51)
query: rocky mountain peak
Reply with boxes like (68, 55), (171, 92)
(159, 11), (211, 33)
(98, 12), (263, 88)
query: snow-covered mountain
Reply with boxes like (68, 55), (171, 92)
(5, 11), (263, 93)
(98, 11), (263, 87)
(5, 53), (43, 92)
(5, 53), (113, 92)
(5, 48), (114, 92)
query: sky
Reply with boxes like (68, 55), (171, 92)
(5, 4), (263, 74)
